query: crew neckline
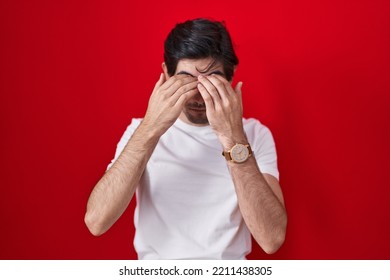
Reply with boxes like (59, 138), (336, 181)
(174, 118), (213, 133)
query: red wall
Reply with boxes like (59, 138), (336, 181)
(1, 0), (389, 259)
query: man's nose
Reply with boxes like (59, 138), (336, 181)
(192, 93), (204, 102)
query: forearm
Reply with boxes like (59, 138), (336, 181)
(228, 157), (287, 254)
(84, 74), (198, 236)
(195, 73), (286, 253)
(84, 120), (160, 236)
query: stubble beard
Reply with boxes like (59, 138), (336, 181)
(183, 103), (209, 125)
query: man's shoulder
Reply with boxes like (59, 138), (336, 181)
(123, 118), (143, 131)
(243, 117), (269, 131)
(117, 118), (143, 139)
(243, 117), (274, 143)
(129, 118), (143, 126)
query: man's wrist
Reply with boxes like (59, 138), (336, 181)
(218, 131), (248, 150)
(138, 118), (164, 141)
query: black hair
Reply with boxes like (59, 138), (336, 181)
(164, 18), (239, 81)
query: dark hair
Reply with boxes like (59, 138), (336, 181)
(164, 18), (239, 81)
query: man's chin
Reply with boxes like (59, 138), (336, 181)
(184, 110), (209, 125)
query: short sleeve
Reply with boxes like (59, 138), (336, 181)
(106, 118), (143, 170)
(246, 119), (279, 180)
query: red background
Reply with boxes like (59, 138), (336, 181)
(1, 0), (389, 259)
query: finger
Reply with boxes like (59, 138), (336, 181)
(170, 80), (198, 102)
(175, 87), (200, 108)
(161, 75), (197, 93)
(158, 74), (176, 90)
(198, 75), (222, 104)
(197, 82), (215, 111)
(152, 73), (165, 93)
(207, 74), (231, 104)
(212, 74), (237, 96)
(235, 81), (243, 111)
(235, 81), (243, 99)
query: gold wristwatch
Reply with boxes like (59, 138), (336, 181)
(222, 143), (252, 163)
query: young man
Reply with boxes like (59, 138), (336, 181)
(85, 18), (287, 259)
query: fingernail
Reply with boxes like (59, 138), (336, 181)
(198, 75), (204, 79)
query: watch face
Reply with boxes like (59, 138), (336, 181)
(231, 144), (249, 163)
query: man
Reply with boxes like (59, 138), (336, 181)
(85, 18), (287, 259)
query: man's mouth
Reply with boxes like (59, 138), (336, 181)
(187, 103), (206, 111)
(188, 107), (206, 112)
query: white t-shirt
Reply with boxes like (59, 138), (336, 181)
(108, 117), (279, 259)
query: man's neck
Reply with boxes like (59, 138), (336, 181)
(178, 113), (210, 127)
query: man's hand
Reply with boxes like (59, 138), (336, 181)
(197, 74), (245, 149)
(143, 74), (198, 136)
